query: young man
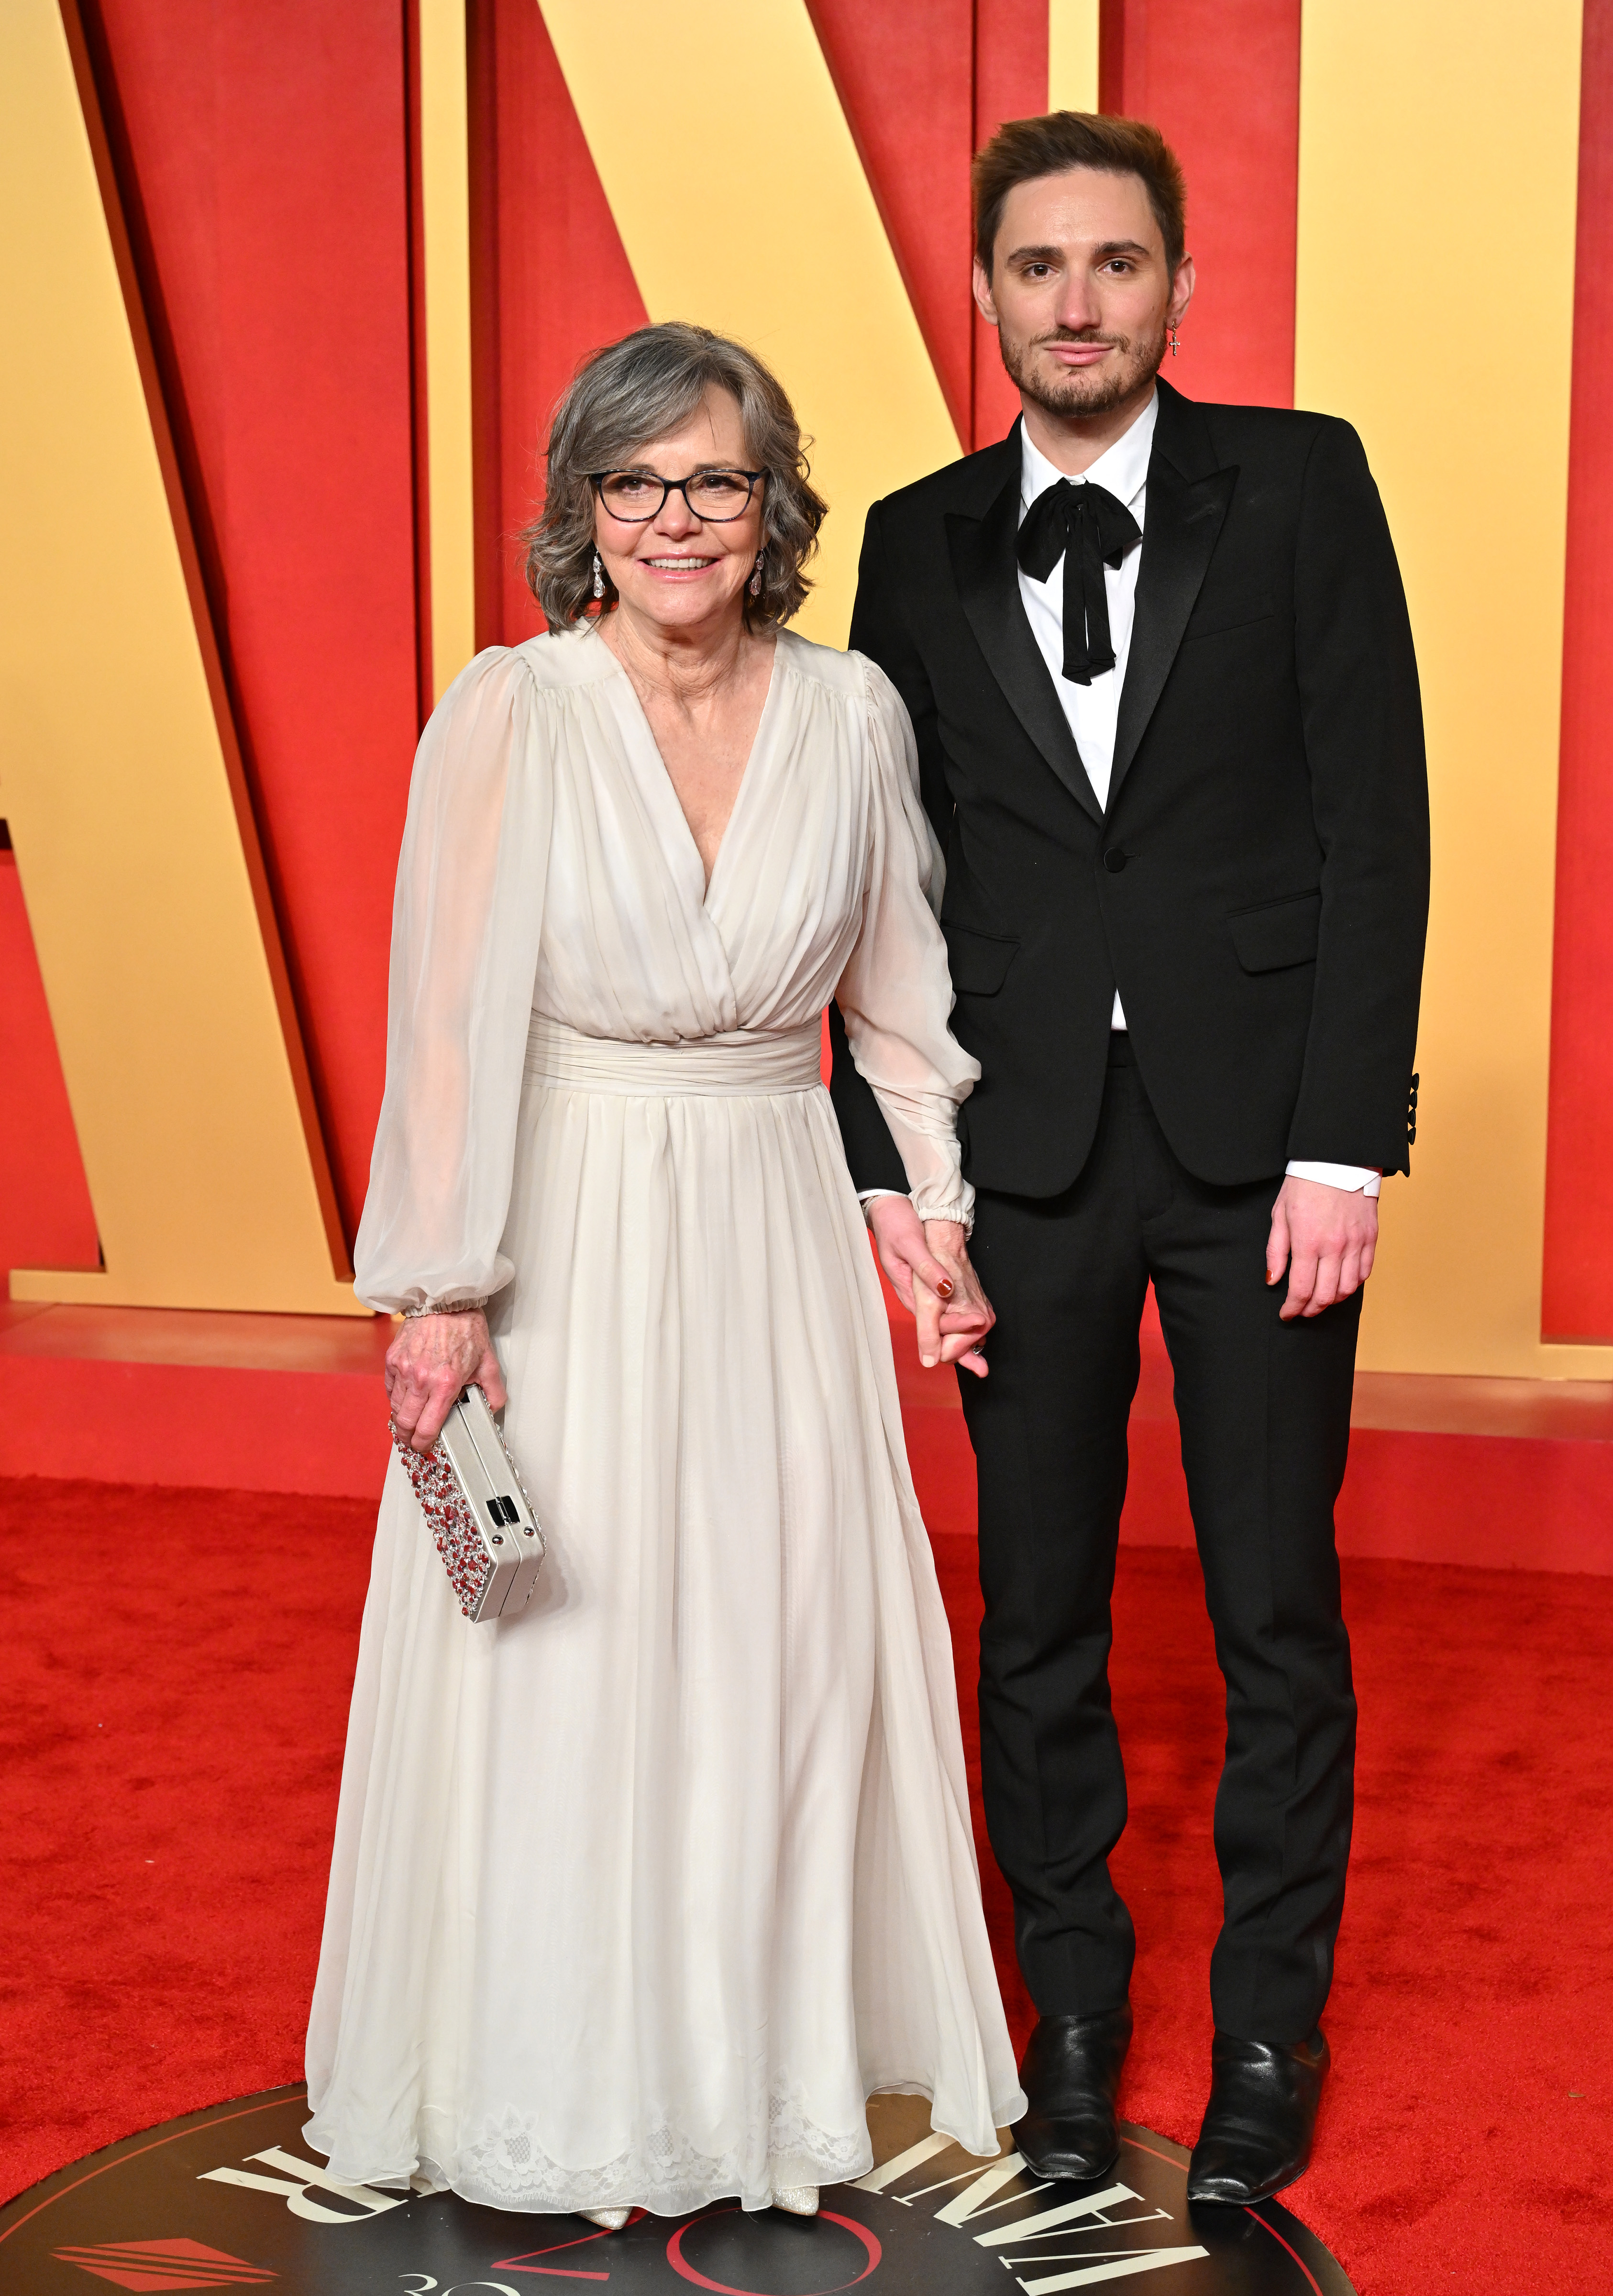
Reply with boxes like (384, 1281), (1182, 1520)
(830, 111), (1428, 2203)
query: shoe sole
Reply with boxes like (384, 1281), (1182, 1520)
(1186, 2161), (1309, 2208)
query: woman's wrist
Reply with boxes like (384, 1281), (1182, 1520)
(918, 1209), (974, 1244)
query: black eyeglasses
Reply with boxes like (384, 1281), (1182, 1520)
(589, 468), (764, 523)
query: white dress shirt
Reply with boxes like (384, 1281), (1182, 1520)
(1018, 399), (1155, 1030)
(862, 391), (1379, 1205)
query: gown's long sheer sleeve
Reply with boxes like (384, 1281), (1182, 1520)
(835, 658), (979, 1227)
(353, 648), (553, 1314)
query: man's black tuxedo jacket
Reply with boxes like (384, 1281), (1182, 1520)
(830, 378), (1429, 1200)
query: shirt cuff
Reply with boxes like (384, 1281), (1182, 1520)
(857, 1185), (974, 1236)
(1285, 1159), (1381, 1198)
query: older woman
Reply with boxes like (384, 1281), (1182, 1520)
(304, 322), (1024, 2228)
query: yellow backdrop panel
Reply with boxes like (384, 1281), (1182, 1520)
(1295, 0), (1602, 1379)
(537, 0), (963, 649)
(420, 0), (478, 701)
(1048, 1), (1102, 114)
(0, 0), (363, 1314)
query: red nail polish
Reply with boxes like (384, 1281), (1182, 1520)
(937, 1278), (954, 1299)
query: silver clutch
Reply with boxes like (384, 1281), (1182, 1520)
(392, 1384), (546, 1623)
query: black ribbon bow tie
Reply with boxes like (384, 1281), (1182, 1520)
(1016, 478), (1142, 684)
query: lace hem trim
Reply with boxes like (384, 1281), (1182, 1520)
(448, 2092), (872, 2217)
(307, 2078), (1025, 2216)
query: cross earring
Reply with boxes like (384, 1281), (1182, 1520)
(1169, 327), (1180, 359)
(592, 550), (605, 600)
(749, 552), (764, 597)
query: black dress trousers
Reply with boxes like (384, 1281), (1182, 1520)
(959, 1033), (1359, 2046)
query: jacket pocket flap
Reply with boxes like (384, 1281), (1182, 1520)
(1228, 890), (1321, 974)
(1183, 592), (1274, 641)
(942, 922), (1020, 994)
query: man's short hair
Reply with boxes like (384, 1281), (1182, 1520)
(972, 111), (1187, 278)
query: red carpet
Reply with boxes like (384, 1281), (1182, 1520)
(4, 1442), (1611, 2291)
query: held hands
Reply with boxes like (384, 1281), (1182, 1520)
(385, 1307), (507, 1452)
(866, 1196), (995, 1377)
(1266, 1175), (1378, 1321)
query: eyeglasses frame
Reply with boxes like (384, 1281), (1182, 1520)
(588, 467), (766, 524)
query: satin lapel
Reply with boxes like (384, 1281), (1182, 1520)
(1109, 447), (1236, 807)
(946, 463), (1102, 828)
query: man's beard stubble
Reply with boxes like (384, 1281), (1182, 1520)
(999, 322), (1167, 420)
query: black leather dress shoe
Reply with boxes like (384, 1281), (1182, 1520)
(1186, 2029), (1330, 2205)
(1015, 2007), (1133, 2182)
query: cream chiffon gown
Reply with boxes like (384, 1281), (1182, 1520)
(304, 622), (1025, 2217)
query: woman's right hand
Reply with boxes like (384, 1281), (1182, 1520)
(386, 1308), (508, 1452)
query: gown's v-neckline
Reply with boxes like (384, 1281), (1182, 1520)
(597, 626), (784, 912)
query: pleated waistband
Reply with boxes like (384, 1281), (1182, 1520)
(526, 1014), (823, 1096)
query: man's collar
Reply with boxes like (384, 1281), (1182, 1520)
(1019, 388), (1159, 512)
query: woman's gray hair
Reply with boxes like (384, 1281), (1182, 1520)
(524, 322), (827, 631)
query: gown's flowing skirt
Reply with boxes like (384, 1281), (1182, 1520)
(304, 1021), (1023, 2216)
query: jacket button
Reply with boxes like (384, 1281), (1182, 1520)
(1103, 847), (1128, 873)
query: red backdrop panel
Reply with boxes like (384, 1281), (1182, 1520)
(1544, 2), (1613, 1341)
(1101, 0), (1299, 408)
(0, 847), (100, 1279)
(807, 0), (974, 451)
(85, 0), (423, 1244)
(467, 0), (648, 646)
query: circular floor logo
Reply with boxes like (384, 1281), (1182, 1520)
(0, 2086), (1354, 2295)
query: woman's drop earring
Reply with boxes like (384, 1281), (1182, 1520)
(1169, 327), (1180, 359)
(592, 550), (605, 601)
(749, 552), (765, 597)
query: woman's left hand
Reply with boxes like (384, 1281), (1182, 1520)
(914, 1219), (995, 1378)
(385, 1308), (508, 1452)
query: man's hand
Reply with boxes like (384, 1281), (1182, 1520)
(385, 1307), (507, 1451)
(1266, 1176), (1378, 1321)
(866, 1196), (995, 1376)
